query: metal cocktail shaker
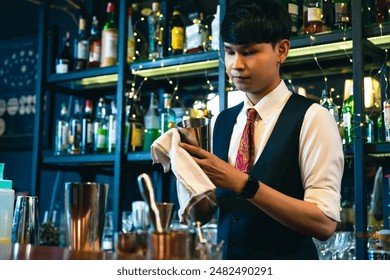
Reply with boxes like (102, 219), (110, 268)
(11, 195), (40, 245)
(64, 182), (108, 252)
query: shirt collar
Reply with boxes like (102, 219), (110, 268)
(243, 80), (292, 125)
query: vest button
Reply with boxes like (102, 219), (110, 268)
(231, 216), (238, 223)
(228, 242), (236, 250)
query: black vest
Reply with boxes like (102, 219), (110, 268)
(213, 93), (318, 260)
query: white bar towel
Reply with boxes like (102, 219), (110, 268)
(150, 128), (216, 223)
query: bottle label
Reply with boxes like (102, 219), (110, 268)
(77, 40), (89, 59)
(288, 3), (299, 16)
(384, 104), (390, 129)
(90, 41), (101, 62)
(186, 24), (202, 50)
(56, 63), (68, 74)
(171, 27), (184, 50)
(87, 122), (93, 144)
(102, 29), (118, 59)
(307, 7), (322, 22)
(108, 116), (116, 149)
(97, 127), (107, 149)
(127, 38), (135, 62)
(130, 124), (143, 147)
(343, 113), (351, 128)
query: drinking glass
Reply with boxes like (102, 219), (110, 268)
(312, 237), (332, 260)
(132, 201), (150, 230)
(122, 211), (133, 233)
(328, 231), (349, 260)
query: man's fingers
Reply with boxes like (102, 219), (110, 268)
(179, 142), (205, 158)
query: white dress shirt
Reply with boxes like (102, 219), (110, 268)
(211, 80), (344, 222)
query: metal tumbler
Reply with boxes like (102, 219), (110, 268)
(11, 195), (40, 245)
(177, 117), (211, 151)
(64, 182), (108, 252)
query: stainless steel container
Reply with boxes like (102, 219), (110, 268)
(64, 182), (108, 252)
(11, 195), (40, 245)
(177, 117), (211, 151)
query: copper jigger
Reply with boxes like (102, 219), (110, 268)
(146, 230), (196, 260)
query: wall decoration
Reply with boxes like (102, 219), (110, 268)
(0, 34), (38, 150)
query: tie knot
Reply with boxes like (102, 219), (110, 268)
(246, 108), (257, 122)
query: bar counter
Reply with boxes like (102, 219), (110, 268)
(0, 243), (144, 260)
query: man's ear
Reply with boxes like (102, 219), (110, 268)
(277, 39), (290, 64)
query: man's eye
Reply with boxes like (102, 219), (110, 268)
(243, 51), (254, 56)
(225, 50), (235, 55)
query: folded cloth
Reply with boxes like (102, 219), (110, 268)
(150, 128), (217, 224)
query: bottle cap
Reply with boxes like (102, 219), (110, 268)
(0, 163), (13, 189)
(107, 2), (115, 13)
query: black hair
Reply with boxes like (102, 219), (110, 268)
(220, 0), (292, 46)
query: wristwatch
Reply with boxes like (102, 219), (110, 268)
(239, 175), (260, 199)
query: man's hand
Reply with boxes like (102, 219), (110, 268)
(178, 142), (247, 193)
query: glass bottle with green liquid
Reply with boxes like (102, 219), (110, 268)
(342, 89), (354, 145)
(143, 92), (160, 151)
(159, 93), (176, 135)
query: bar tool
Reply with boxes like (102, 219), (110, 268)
(137, 173), (163, 233)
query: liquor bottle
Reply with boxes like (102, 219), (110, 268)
(88, 16), (101, 68)
(377, 111), (386, 142)
(185, 12), (208, 53)
(143, 92), (160, 151)
(55, 102), (69, 155)
(108, 99), (116, 153)
(375, 0), (389, 23)
(303, 0), (323, 34)
(200, 12), (210, 50)
(68, 99), (82, 154)
(383, 99), (390, 141)
(131, 3), (149, 61)
(55, 32), (72, 74)
(101, 2), (118, 67)
(148, 2), (164, 59)
(211, 5), (220, 50)
(283, 0), (299, 36)
(127, 7), (136, 63)
(321, 0), (334, 32)
(74, 17), (89, 70)
(159, 93), (176, 135)
(365, 115), (375, 143)
(320, 88), (340, 125)
(0, 163), (14, 245)
(333, 0), (351, 30)
(168, 5), (184, 55)
(342, 89), (354, 145)
(126, 92), (144, 152)
(93, 97), (108, 153)
(81, 99), (93, 154)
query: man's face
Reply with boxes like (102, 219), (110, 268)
(224, 42), (283, 101)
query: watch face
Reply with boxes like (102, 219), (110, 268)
(241, 177), (259, 199)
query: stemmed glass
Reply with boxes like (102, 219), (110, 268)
(328, 231), (350, 260)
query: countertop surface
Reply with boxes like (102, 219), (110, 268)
(0, 243), (144, 260)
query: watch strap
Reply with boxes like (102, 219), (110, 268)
(239, 175), (260, 199)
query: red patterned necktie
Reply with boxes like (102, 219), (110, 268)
(235, 108), (257, 174)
